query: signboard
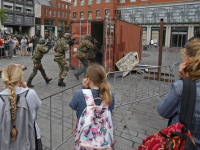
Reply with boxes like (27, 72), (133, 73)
(25, 16), (34, 24)
(16, 15), (23, 24)
(5, 14), (14, 23)
(116, 52), (139, 77)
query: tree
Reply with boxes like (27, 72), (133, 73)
(0, 9), (8, 25)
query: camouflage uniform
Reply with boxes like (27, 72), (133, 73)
(75, 38), (94, 78)
(28, 44), (49, 83)
(90, 44), (99, 64)
(54, 39), (69, 79)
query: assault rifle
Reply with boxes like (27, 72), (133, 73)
(68, 39), (78, 46)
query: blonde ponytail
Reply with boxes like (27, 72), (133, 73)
(86, 64), (112, 105)
(99, 81), (112, 105)
(185, 40), (200, 80)
(2, 64), (23, 142)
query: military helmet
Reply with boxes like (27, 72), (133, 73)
(85, 34), (92, 40)
(38, 38), (45, 44)
(63, 33), (71, 39)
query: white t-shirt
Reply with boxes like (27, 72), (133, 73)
(0, 87), (42, 139)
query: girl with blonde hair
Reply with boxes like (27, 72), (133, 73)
(69, 64), (115, 148)
(157, 40), (200, 149)
(0, 64), (42, 149)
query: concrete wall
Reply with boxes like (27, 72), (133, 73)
(35, 4), (42, 18)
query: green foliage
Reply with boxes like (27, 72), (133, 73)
(0, 9), (8, 24)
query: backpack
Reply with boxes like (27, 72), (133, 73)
(75, 89), (114, 150)
(0, 90), (36, 150)
(54, 40), (64, 53)
(139, 78), (198, 150)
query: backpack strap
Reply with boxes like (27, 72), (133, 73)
(0, 95), (5, 102)
(82, 89), (95, 106)
(180, 78), (196, 129)
(16, 89), (29, 104)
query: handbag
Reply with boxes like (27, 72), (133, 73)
(139, 78), (197, 150)
(29, 43), (33, 48)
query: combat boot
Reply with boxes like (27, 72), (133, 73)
(27, 81), (34, 87)
(74, 73), (79, 80)
(58, 78), (66, 86)
(45, 78), (52, 84)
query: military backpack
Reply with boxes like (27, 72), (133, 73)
(54, 40), (65, 53)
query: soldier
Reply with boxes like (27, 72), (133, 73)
(27, 38), (52, 87)
(54, 33), (70, 86)
(74, 34), (94, 80)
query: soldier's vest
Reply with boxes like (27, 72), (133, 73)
(34, 45), (45, 59)
(54, 40), (65, 54)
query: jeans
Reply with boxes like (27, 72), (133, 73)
(77, 59), (88, 76)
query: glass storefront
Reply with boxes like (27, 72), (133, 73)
(171, 27), (188, 47)
(119, 3), (200, 24)
(44, 26), (55, 39)
(35, 18), (41, 37)
(151, 27), (166, 46)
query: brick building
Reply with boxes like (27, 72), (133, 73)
(40, 0), (71, 38)
(71, 0), (200, 48)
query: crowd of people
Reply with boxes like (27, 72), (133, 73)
(0, 35), (56, 58)
(1, 33), (200, 149)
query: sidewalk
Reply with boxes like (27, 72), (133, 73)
(0, 50), (182, 150)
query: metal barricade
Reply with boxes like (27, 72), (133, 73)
(170, 61), (181, 82)
(106, 65), (173, 108)
(39, 83), (81, 150)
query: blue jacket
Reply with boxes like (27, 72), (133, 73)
(7, 39), (14, 46)
(69, 85), (115, 120)
(157, 79), (200, 149)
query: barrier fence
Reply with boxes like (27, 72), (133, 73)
(39, 64), (181, 149)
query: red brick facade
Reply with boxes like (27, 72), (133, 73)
(71, 0), (185, 20)
(41, 0), (71, 26)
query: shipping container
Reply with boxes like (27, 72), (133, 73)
(69, 18), (143, 72)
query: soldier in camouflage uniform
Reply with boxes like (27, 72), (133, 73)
(54, 33), (70, 86)
(27, 38), (52, 87)
(74, 34), (94, 80)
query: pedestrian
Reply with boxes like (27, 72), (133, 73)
(7, 36), (14, 58)
(74, 34), (94, 80)
(0, 64), (43, 149)
(4, 38), (9, 58)
(32, 36), (38, 56)
(27, 38), (52, 87)
(54, 33), (70, 86)
(13, 37), (19, 57)
(69, 64), (115, 149)
(21, 36), (27, 56)
(157, 40), (200, 149)
(27, 37), (33, 56)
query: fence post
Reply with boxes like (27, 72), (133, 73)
(62, 91), (64, 142)
(50, 96), (52, 150)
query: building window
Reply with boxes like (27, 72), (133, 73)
(88, 11), (92, 19)
(81, 0), (84, 5)
(58, 11), (60, 17)
(26, 0), (32, 4)
(53, 11), (56, 17)
(18, 0), (23, 2)
(105, 9), (110, 18)
(105, 0), (110, 2)
(35, 17), (41, 24)
(65, 12), (67, 18)
(117, 10), (121, 19)
(45, 9), (47, 16)
(69, 5), (71, 10)
(25, 6), (33, 14)
(3, 2), (14, 11)
(66, 4), (68, 9)
(62, 12), (64, 18)
(73, 0), (77, 6)
(15, 4), (23, 13)
(120, 0), (125, 3)
(96, 10), (101, 19)
(73, 12), (77, 20)
(62, 4), (64, 9)
(130, 0), (136, 1)
(49, 9), (51, 17)
(69, 13), (71, 19)
(88, 0), (92, 4)
(58, 3), (60, 8)
(44, 18), (55, 26)
(80, 12), (84, 20)
(96, 0), (101, 4)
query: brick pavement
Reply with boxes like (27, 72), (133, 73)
(0, 49), (182, 150)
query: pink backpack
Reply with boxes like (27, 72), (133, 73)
(74, 89), (114, 150)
